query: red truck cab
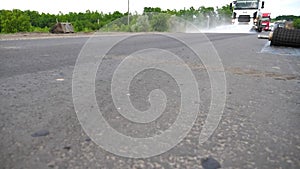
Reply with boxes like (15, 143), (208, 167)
(262, 13), (271, 31)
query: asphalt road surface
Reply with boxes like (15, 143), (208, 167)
(1, 32), (299, 169)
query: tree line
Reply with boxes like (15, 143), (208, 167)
(1, 7), (299, 33)
(0, 9), (126, 33)
(0, 6), (233, 33)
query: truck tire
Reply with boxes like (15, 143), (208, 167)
(257, 28), (262, 32)
(257, 21), (262, 32)
(271, 28), (300, 47)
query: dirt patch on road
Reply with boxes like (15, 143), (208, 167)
(228, 67), (299, 81)
(0, 32), (147, 41)
(0, 32), (94, 41)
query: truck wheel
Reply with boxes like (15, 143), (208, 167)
(257, 20), (262, 32)
(257, 28), (262, 32)
(271, 28), (300, 47)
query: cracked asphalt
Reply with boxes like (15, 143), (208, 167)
(0, 32), (299, 169)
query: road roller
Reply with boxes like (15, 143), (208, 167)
(258, 28), (300, 48)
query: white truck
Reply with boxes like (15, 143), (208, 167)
(230, 0), (265, 32)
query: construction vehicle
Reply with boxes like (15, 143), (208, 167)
(230, 0), (265, 32)
(258, 28), (300, 47)
(261, 13), (271, 31)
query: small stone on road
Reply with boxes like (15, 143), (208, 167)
(201, 156), (221, 169)
(31, 129), (49, 137)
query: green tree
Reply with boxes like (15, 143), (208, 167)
(150, 13), (170, 32)
(144, 7), (162, 13)
(0, 9), (31, 33)
(293, 18), (300, 29)
(217, 5), (232, 24)
(131, 15), (150, 32)
(37, 13), (56, 28)
(24, 10), (40, 27)
(275, 15), (300, 21)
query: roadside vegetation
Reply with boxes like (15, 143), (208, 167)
(0, 7), (299, 33)
(0, 6), (232, 33)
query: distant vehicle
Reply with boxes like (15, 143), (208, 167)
(273, 20), (286, 30)
(261, 13), (271, 31)
(272, 20), (295, 31)
(230, 0), (265, 32)
(269, 23), (274, 31)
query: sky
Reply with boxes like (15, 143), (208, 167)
(1, 0), (300, 17)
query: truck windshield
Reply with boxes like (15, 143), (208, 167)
(261, 18), (270, 21)
(235, 0), (259, 10)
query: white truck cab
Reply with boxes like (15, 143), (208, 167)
(230, 0), (265, 32)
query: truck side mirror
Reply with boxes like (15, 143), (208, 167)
(230, 3), (233, 10)
(262, 1), (265, 9)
